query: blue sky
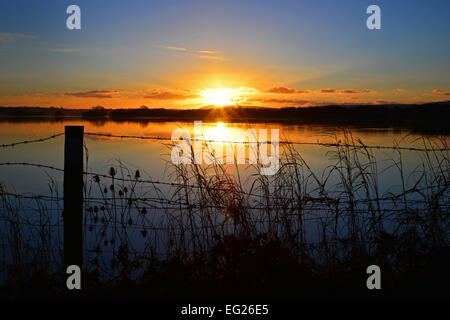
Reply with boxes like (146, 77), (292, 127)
(0, 0), (449, 108)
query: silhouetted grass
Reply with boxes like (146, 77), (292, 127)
(0, 132), (449, 299)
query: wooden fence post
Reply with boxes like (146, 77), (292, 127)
(64, 126), (84, 270)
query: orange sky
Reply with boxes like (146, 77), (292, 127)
(1, 85), (448, 109)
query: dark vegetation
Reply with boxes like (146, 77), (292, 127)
(1, 101), (449, 134)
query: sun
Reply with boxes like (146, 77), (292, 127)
(200, 88), (237, 107)
(202, 122), (227, 142)
(213, 122), (227, 141)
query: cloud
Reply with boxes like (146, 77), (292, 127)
(64, 88), (202, 101)
(338, 89), (373, 94)
(248, 98), (310, 105)
(0, 32), (37, 42)
(432, 89), (450, 96)
(373, 100), (399, 105)
(317, 88), (374, 94)
(197, 55), (224, 61)
(144, 90), (201, 100)
(266, 86), (309, 94)
(319, 89), (335, 93)
(162, 45), (187, 51)
(395, 88), (405, 93)
(161, 46), (225, 61)
(65, 90), (119, 99)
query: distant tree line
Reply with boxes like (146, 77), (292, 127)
(1, 101), (449, 134)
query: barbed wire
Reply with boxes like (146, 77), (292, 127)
(2, 206), (446, 232)
(84, 131), (450, 152)
(2, 162), (448, 204)
(0, 162), (64, 172)
(1, 187), (447, 210)
(0, 191), (63, 201)
(0, 131), (448, 152)
(0, 133), (64, 148)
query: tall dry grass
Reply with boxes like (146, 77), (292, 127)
(0, 132), (448, 296)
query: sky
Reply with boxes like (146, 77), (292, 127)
(0, 0), (449, 109)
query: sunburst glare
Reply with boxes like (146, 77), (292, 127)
(200, 88), (238, 107)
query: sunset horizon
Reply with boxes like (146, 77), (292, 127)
(2, 98), (450, 111)
(1, 1), (449, 109)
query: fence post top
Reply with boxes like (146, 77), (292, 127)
(65, 126), (84, 135)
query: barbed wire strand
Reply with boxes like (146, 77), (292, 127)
(0, 131), (448, 152)
(0, 133), (64, 148)
(1, 162), (448, 202)
(84, 131), (450, 152)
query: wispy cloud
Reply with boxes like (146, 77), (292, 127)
(144, 90), (200, 100)
(339, 89), (373, 94)
(248, 98), (311, 106)
(161, 45), (187, 52)
(160, 45), (224, 61)
(65, 90), (119, 99)
(266, 86), (309, 94)
(0, 32), (37, 42)
(318, 88), (374, 94)
(197, 50), (215, 54)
